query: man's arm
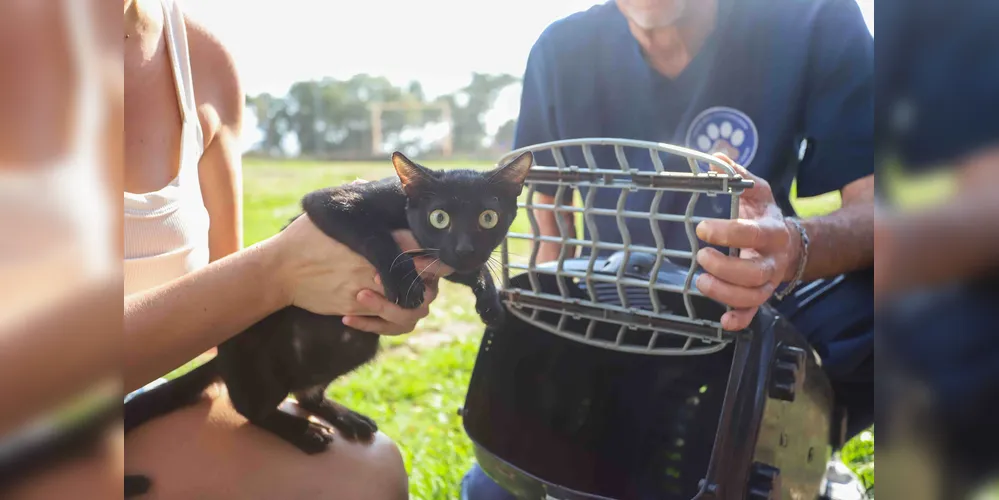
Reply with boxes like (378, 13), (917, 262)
(534, 192), (577, 263)
(876, 147), (999, 297)
(789, 174), (875, 282)
(517, 32), (577, 263)
(786, 0), (876, 282)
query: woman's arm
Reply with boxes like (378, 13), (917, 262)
(124, 218), (449, 394)
(124, 237), (283, 393)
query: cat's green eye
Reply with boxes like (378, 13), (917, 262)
(429, 209), (450, 229)
(478, 210), (499, 229)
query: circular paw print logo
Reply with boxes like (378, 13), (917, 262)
(685, 106), (759, 171)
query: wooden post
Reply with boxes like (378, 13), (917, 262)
(371, 101), (453, 158)
(440, 101), (453, 158)
(370, 102), (382, 157)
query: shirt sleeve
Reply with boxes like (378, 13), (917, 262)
(513, 34), (565, 199)
(796, 0), (875, 197)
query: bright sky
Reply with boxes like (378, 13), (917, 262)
(182, 0), (874, 150)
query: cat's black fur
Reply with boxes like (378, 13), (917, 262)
(123, 151), (533, 497)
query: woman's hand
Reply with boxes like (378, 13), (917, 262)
(271, 214), (452, 335)
(342, 230), (453, 335)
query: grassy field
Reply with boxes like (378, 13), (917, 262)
(169, 156), (875, 499)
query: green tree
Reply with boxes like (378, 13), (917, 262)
(493, 119), (517, 151)
(249, 75), (427, 158)
(436, 72), (519, 154)
(245, 92), (290, 156)
(246, 72), (519, 158)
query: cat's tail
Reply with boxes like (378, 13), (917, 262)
(124, 357), (219, 434)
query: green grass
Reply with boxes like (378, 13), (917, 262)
(326, 335), (482, 498)
(166, 156), (893, 499)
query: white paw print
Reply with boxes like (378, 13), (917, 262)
(696, 120), (745, 152)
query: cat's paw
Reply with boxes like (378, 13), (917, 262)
(382, 257), (426, 309)
(476, 297), (506, 327)
(297, 422), (336, 454)
(398, 278), (426, 309)
(328, 408), (379, 442)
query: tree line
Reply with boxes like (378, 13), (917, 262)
(245, 72), (520, 161)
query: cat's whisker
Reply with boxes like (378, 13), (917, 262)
(483, 259), (502, 283)
(484, 266), (499, 285)
(389, 252), (410, 272)
(399, 265), (423, 282)
(492, 249), (524, 259)
(404, 258), (440, 305)
(390, 248), (440, 271)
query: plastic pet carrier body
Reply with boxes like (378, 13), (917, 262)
(460, 139), (839, 500)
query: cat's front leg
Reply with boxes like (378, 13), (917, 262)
(220, 347), (334, 454)
(445, 269), (504, 326)
(295, 386), (378, 442)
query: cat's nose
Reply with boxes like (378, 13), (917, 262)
(455, 242), (474, 259)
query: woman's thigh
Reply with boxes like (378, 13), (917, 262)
(124, 383), (407, 500)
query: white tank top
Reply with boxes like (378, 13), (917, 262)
(123, 0), (210, 296)
(0, 0), (114, 325)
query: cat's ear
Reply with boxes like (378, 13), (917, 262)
(392, 152), (434, 196)
(489, 151), (533, 193)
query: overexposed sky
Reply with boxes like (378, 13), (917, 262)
(182, 0), (874, 150)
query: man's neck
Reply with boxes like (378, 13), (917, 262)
(624, 0), (717, 79)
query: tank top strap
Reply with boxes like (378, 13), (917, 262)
(161, 0), (205, 158)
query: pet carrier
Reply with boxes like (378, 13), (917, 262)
(460, 139), (841, 500)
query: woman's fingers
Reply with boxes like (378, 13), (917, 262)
(342, 315), (410, 335)
(342, 286), (434, 335)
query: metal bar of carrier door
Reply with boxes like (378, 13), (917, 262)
(495, 139), (753, 356)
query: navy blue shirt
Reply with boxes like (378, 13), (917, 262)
(513, 0), (875, 380)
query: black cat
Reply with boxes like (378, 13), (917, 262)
(123, 151), (533, 497)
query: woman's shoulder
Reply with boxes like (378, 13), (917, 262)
(183, 15), (243, 145)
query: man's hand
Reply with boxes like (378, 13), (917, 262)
(693, 154), (802, 331)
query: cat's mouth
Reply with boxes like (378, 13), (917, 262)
(402, 248), (469, 274)
(443, 256), (490, 275)
(404, 248), (493, 275)
(451, 262), (483, 274)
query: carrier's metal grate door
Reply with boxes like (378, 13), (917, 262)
(496, 138), (753, 355)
